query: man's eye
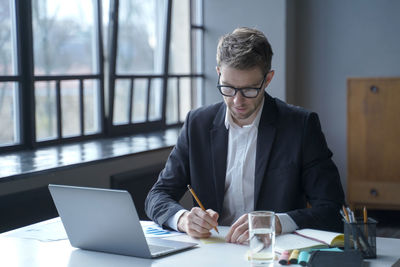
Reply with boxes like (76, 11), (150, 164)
(221, 86), (234, 91)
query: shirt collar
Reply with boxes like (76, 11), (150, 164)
(224, 97), (265, 129)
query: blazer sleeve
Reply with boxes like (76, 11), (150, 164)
(287, 112), (345, 232)
(145, 112), (192, 227)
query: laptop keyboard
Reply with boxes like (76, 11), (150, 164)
(149, 244), (174, 254)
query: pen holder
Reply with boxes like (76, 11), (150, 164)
(343, 218), (377, 259)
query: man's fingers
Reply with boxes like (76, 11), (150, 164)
(226, 214), (249, 243)
(186, 228), (212, 238)
(180, 207), (220, 238)
(236, 229), (249, 244)
(191, 207), (218, 229)
(231, 213), (248, 228)
(190, 215), (214, 232)
(206, 209), (219, 221)
(229, 221), (248, 243)
(226, 214), (248, 242)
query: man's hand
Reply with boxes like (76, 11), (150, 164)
(177, 207), (219, 238)
(225, 213), (283, 244)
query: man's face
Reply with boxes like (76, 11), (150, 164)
(217, 66), (274, 127)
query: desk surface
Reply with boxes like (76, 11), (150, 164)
(1, 218), (399, 267)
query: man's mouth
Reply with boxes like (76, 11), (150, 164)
(234, 106), (246, 112)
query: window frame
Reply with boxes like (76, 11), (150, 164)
(0, 0), (204, 153)
(107, 0), (204, 136)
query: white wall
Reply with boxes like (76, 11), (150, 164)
(203, 0), (400, 195)
(292, 0), (400, 192)
(203, 0), (287, 104)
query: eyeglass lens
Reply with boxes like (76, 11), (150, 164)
(219, 87), (259, 97)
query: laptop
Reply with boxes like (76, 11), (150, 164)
(48, 184), (197, 258)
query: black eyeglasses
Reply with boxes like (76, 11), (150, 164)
(216, 73), (267, 98)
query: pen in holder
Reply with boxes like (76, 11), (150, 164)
(343, 217), (377, 259)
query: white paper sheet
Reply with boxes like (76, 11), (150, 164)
(6, 218), (68, 242)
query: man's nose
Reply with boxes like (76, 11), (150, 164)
(233, 92), (245, 104)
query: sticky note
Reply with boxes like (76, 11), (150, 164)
(200, 236), (226, 244)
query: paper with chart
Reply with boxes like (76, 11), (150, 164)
(140, 221), (185, 238)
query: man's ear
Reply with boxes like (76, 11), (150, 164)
(216, 66), (220, 75)
(265, 70), (275, 87)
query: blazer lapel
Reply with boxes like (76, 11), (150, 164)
(254, 94), (278, 208)
(210, 104), (228, 213)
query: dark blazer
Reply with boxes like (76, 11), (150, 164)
(145, 93), (345, 232)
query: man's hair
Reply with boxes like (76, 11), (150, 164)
(216, 27), (273, 74)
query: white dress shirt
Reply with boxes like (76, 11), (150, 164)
(166, 98), (298, 234)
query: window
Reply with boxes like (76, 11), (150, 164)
(0, 0), (19, 147)
(32, 0), (103, 142)
(116, 0), (165, 75)
(167, 0), (204, 124)
(108, 0), (204, 135)
(0, 0), (203, 152)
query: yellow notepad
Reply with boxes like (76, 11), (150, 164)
(200, 236), (226, 244)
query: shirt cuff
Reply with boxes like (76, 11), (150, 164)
(165, 209), (188, 231)
(276, 213), (299, 234)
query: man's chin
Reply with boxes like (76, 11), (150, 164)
(232, 112), (251, 121)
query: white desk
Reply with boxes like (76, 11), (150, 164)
(1, 218), (399, 267)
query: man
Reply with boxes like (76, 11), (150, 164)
(145, 27), (344, 243)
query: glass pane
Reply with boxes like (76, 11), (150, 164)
(102, 0), (110, 85)
(149, 78), (162, 121)
(61, 81), (80, 137)
(191, 0), (203, 25)
(0, 82), (19, 146)
(102, 0), (110, 54)
(193, 77), (203, 108)
(166, 78), (178, 124)
(191, 29), (203, 73)
(35, 81), (57, 141)
(32, 0), (98, 75)
(116, 0), (165, 74)
(179, 78), (191, 122)
(113, 79), (130, 125)
(0, 0), (17, 75)
(169, 0), (190, 74)
(132, 79), (147, 123)
(84, 80), (101, 134)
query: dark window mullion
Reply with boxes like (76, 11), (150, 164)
(56, 80), (62, 139)
(108, 0), (119, 129)
(95, 0), (105, 134)
(177, 77), (181, 122)
(189, 0), (194, 75)
(0, 76), (19, 82)
(79, 79), (85, 135)
(161, 0), (173, 126)
(146, 78), (151, 121)
(15, 0), (35, 148)
(189, 0), (195, 109)
(128, 78), (134, 123)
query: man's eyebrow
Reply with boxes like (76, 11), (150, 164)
(221, 79), (260, 88)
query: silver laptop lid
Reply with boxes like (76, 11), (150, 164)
(49, 184), (152, 258)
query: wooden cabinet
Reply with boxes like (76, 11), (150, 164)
(347, 78), (400, 209)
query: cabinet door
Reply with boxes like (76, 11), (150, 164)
(347, 78), (400, 208)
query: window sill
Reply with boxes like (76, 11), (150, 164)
(0, 128), (180, 182)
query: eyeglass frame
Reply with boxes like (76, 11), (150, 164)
(216, 72), (267, 98)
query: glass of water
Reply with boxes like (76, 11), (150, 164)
(248, 211), (275, 265)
